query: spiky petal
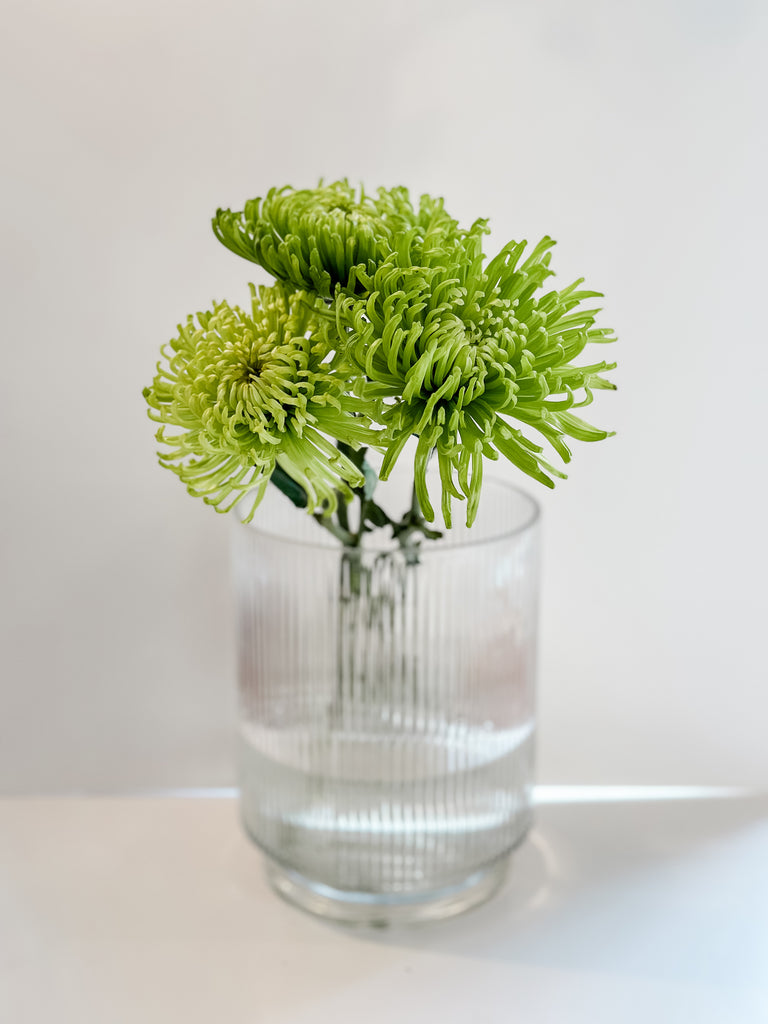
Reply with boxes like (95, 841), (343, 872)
(212, 180), (469, 298)
(143, 283), (379, 521)
(330, 233), (616, 527)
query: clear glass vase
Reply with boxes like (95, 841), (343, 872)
(232, 473), (540, 924)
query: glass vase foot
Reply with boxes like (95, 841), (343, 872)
(264, 854), (512, 926)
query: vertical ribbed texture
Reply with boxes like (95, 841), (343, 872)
(234, 480), (539, 897)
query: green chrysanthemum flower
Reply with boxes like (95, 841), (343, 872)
(212, 180), (466, 299)
(143, 283), (378, 521)
(330, 233), (616, 527)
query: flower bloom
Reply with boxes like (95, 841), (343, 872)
(143, 283), (378, 520)
(212, 180), (466, 298)
(330, 232), (616, 527)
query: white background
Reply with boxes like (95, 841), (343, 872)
(1, 0), (766, 793)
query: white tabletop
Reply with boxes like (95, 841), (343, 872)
(1, 790), (767, 1024)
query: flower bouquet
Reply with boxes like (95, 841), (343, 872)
(144, 182), (615, 923)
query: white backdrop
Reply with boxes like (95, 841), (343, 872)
(1, 0), (766, 792)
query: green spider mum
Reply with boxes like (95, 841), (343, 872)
(330, 232), (616, 527)
(143, 283), (379, 521)
(212, 180), (466, 299)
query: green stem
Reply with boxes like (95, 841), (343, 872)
(313, 512), (354, 546)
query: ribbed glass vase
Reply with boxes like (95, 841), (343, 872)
(232, 474), (540, 924)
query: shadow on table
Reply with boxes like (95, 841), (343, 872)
(351, 793), (768, 989)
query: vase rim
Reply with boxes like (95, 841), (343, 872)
(235, 476), (540, 555)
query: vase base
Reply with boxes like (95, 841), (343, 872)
(264, 855), (511, 926)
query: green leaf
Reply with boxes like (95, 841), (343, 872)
(362, 462), (378, 500)
(270, 464), (308, 509)
(364, 501), (391, 529)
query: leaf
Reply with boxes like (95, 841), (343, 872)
(364, 501), (392, 529)
(362, 462), (378, 500)
(270, 464), (308, 509)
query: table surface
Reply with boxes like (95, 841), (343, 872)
(2, 789), (767, 1024)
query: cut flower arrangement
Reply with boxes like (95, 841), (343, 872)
(144, 181), (615, 543)
(143, 182), (616, 924)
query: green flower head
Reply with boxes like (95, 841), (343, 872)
(143, 283), (379, 520)
(331, 233), (617, 527)
(212, 180), (467, 299)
